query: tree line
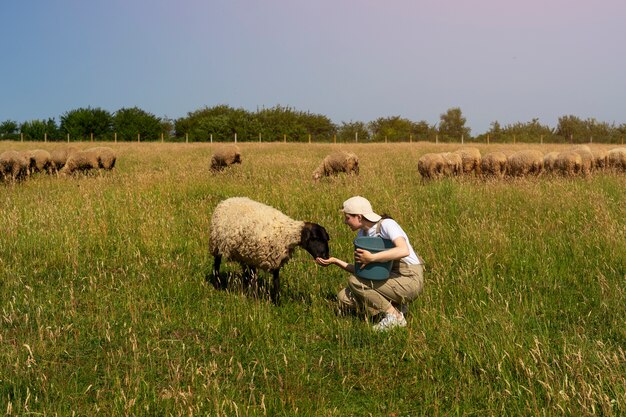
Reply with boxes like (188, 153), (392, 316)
(1, 105), (625, 144)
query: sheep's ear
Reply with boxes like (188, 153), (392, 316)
(301, 223), (313, 242)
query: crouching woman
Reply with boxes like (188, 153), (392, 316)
(315, 196), (424, 331)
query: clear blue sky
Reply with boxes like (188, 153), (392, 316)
(2, 0), (625, 134)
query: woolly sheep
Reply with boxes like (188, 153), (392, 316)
(555, 151), (583, 176)
(208, 197), (330, 304)
(22, 149), (52, 174)
(480, 151), (508, 178)
(543, 151), (560, 173)
(50, 147), (78, 172)
(0, 150), (29, 182)
(592, 149), (609, 170)
(60, 149), (100, 175)
(507, 150), (543, 177)
(608, 147), (626, 171)
(86, 146), (117, 170)
(210, 145), (242, 172)
(312, 150), (359, 180)
(440, 152), (462, 176)
(417, 153), (446, 180)
(453, 147), (481, 175)
(571, 147), (594, 175)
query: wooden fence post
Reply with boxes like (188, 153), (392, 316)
(234, 133), (237, 143)
(114, 132), (117, 143)
(67, 133), (70, 143)
(284, 134), (286, 143)
(44, 132), (47, 142)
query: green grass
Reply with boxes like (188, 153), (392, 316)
(1, 141), (625, 416)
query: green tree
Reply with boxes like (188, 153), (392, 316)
(0, 120), (19, 139)
(369, 116), (415, 142)
(113, 107), (162, 141)
(19, 119), (59, 141)
(438, 107), (471, 142)
(337, 121), (370, 143)
(59, 107), (113, 140)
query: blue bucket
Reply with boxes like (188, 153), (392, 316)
(354, 236), (394, 280)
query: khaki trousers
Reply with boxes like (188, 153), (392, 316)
(337, 262), (424, 316)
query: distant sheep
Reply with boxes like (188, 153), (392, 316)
(480, 151), (508, 178)
(0, 150), (29, 182)
(608, 147), (626, 171)
(210, 145), (242, 172)
(208, 197), (330, 304)
(543, 151), (560, 173)
(418, 153), (446, 180)
(22, 149), (52, 174)
(312, 150), (359, 180)
(454, 147), (481, 175)
(555, 151), (583, 176)
(60, 147), (116, 175)
(571, 147), (594, 175)
(507, 150), (543, 177)
(50, 147), (79, 173)
(592, 149), (609, 170)
(440, 152), (462, 177)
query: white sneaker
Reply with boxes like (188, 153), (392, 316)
(373, 312), (407, 331)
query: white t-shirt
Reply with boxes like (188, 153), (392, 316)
(357, 218), (421, 265)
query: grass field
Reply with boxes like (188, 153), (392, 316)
(1, 141), (625, 416)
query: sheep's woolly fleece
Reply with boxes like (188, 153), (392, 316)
(312, 150), (359, 179)
(210, 145), (242, 171)
(209, 197), (305, 271)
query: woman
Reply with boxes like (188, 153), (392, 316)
(316, 196), (424, 331)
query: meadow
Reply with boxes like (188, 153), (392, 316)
(1, 141), (624, 416)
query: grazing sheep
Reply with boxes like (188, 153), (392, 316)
(453, 147), (482, 175)
(210, 145), (242, 172)
(480, 151), (508, 178)
(208, 197), (330, 304)
(592, 149), (609, 170)
(22, 149), (52, 174)
(312, 150), (359, 180)
(571, 147), (594, 175)
(543, 151), (560, 173)
(555, 151), (583, 176)
(0, 150), (30, 182)
(417, 153), (446, 180)
(50, 147), (79, 173)
(608, 147), (626, 171)
(440, 152), (462, 176)
(507, 150), (544, 177)
(86, 146), (116, 170)
(60, 149), (100, 175)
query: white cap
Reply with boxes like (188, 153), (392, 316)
(341, 196), (382, 222)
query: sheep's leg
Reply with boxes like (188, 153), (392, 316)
(209, 254), (228, 290)
(270, 269), (280, 305)
(242, 264), (258, 292)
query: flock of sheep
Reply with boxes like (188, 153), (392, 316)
(0, 146), (117, 182)
(417, 145), (626, 180)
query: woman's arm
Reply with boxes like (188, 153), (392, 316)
(315, 257), (356, 274)
(355, 236), (410, 265)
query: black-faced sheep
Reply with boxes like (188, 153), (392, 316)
(507, 150), (543, 177)
(22, 149), (52, 174)
(418, 153), (446, 180)
(0, 150), (29, 182)
(480, 151), (508, 178)
(555, 151), (583, 176)
(208, 197), (330, 304)
(453, 147), (482, 175)
(312, 151), (359, 180)
(210, 145), (242, 172)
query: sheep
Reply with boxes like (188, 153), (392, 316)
(210, 145), (242, 172)
(592, 149), (609, 171)
(543, 151), (560, 173)
(22, 149), (52, 174)
(507, 150), (544, 177)
(0, 150), (30, 182)
(312, 150), (359, 180)
(453, 147), (481, 175)
(608, 147), (626, 171)
(86, 146), (116, 170)
(60, 149), (100, 175)
(555, 151), (583, 176)
(208, 197), (330, 304)
(50, 147), (78, 173)
(571, 147), (594, 175)
(480, 151), (508, 178)
(440, 152), (462, 177)
(417, 153), (446, 180)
